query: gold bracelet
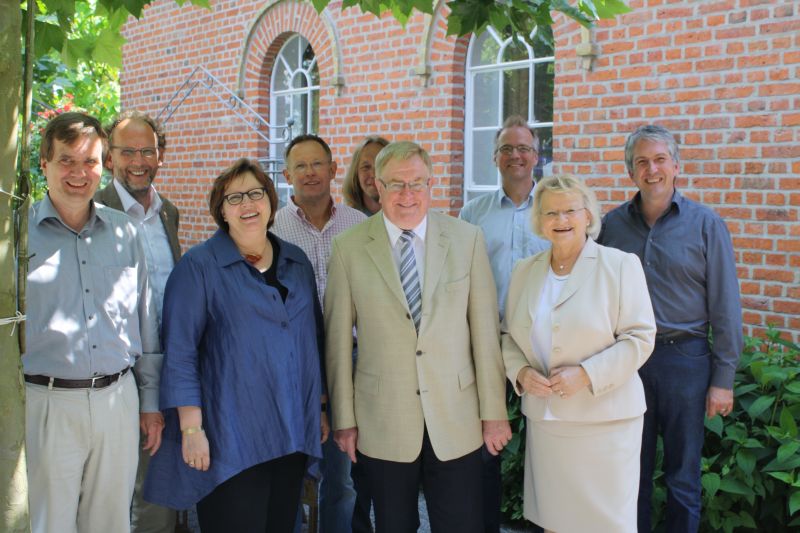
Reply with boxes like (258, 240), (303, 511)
(181, 426), (204, 436)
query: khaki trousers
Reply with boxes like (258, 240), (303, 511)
(26, 372), (139, 533)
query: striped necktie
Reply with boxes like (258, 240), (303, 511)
(399, 230), (422, 331)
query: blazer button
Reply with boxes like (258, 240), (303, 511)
(416, 350), (422, 356)
(416, 389), (420, 395)
(406, 313), (411, 320)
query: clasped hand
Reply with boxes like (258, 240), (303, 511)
(517, 365), (590, 399)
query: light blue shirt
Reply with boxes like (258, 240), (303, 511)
(460, 187), (550, 320)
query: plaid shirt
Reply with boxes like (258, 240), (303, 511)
(272, 196), (367, 304)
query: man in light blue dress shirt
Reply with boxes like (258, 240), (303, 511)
(25, 113), (162, 533)
(460, 115), (550, 533)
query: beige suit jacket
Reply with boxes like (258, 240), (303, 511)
(324, 212), (507, 462)
(502, 238), (656, 423)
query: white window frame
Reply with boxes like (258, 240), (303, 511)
(269, 34), (320, 202)
(464, 28), (555, 199)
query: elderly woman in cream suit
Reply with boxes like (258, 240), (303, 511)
(502, 175), (656, 533)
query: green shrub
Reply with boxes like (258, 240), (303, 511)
(499, 328), (800, 531)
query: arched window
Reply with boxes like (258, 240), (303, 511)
(464, 28), (555, 201)
(269, 34), (320, 202)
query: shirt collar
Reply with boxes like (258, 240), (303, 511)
(287, 195), (337, 222)
(112, 179), (161, 215)
(34, 194), (103, 233)
(209, 228), (305, 268)
(629, 188), (683, 216)
(383, 214), (428, 248)
(498, 181), (535, 209)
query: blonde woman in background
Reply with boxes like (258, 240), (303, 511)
(501, 175), (656, 532)
(342, 135), (390, 216)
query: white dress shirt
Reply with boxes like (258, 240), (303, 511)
(383, 215), (428, 290)
(113, 179), (174, 327)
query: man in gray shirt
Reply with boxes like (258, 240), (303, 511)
(24, 112), (162, 533)
(598, 124), (743, 533)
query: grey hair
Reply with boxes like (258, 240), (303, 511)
(624, 124), (679, 176)
(494, 115), (540, 152)
(530, 174), (601, 240)
(375, 141), (432, 181)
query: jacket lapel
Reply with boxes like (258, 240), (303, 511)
(554, 238), (599, 309)
(421, 213), (448, 318)
(509, 254), (548, 366)
(159, 200), (182, 262)
(365, 214), (409, 310)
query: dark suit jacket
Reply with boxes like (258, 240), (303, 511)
(94, 182), (182, 262)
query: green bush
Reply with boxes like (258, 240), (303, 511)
(699, 328), (800, 532)
(499, 328), (800, 531)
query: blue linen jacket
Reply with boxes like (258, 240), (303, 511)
(144, 229), (323, 509)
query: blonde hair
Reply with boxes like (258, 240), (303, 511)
(531, 174), (601, 239)
(342, 136), (390, 211)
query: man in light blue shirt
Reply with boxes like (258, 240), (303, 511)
(460, 115), (550, 322)
(459, 115), (549, 533)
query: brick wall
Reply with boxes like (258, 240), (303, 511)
(121, 0), (799, 341)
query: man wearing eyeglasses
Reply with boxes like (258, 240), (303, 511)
(26, 112), (162, 532)
(95, 110), (181, 533)
(325, 141), (510, 532)
(460, 115), (550, 533)
(272, 134), (365, 533)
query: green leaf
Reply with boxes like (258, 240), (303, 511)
(705, 414), (724, 436)
(91, 28), (125, 67)
(737, 510), (756, 529)
(791, 490), (800, 516)
(735, 449), (756, 476)
(778, 440), (800, 463)
(764, 453), (800, 472)
(33, 20), (65, 57)
(780, 407), (798, 437)
(724, 423), (747, 443)
(62, 37), (93, 69)
(592, 0), (632, 18)
(702, 472), (721, 497)
(746, 395), (775, 419)
(767, 471), (793, 484)
(719, 476), (754, 496)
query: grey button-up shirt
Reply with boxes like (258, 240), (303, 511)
(24, 195), (162, 411)
(598, 189), (743, 389)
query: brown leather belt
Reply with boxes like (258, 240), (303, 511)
(24, 367), (130, 389)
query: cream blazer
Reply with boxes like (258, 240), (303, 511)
(324, 212), (507, 462)
(502, 238), (656, 423)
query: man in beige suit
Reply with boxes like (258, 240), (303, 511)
(325, 141), (510, 533)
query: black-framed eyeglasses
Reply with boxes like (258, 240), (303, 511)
(224, 187), (267, 205)
(497, 144), (537, 155)
(110, 145), (159, 159)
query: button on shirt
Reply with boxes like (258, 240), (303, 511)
(24, 195), (162, 411)
(597, 189), (743, 389)
(112, 179), (175, 327)
(460, 187), (551, 320)
(272, 196), (366, 304)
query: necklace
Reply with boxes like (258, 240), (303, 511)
(243, 253), (261, 265)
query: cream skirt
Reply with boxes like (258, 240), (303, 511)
(523, 416), (643, 533)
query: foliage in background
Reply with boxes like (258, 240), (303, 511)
(698, 328), (800, 532)
(499, 328), (800, 530)
(315, 0), (630, 48)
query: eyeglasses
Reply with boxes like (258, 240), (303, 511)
(497, 145), (537, 155)
(379, 179), (429, 193)
(224, 187), (267, 205)
(291, 161), (330, 174)
(542, 208), (586, 220)
(110, 146), (159, 159)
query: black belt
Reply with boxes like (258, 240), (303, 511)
(24, 367), (130, 389)
(655, 331), (702, 344)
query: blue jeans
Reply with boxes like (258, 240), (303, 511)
(320, 423), (357, 533)
(638, 337), (711, 533)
